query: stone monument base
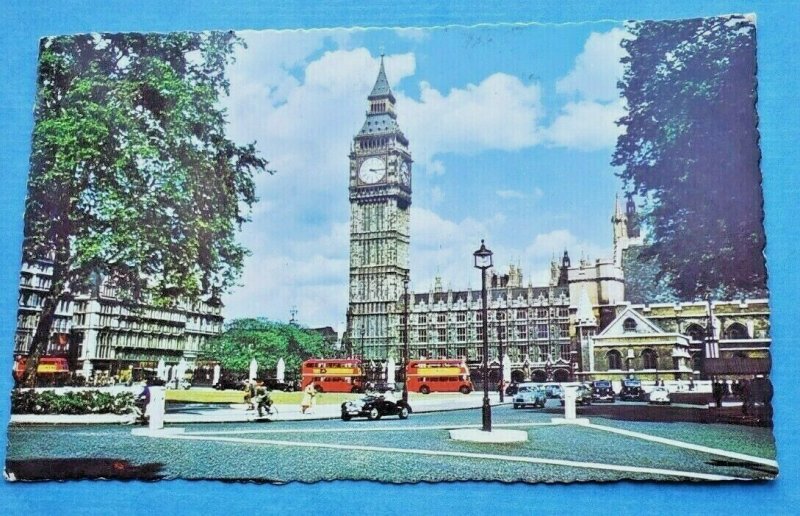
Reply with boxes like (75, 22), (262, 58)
(449, 428), (528, 443)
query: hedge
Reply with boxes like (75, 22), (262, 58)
(11, 389), (136, 415)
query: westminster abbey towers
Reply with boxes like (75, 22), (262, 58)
(347, 57), (412, 360)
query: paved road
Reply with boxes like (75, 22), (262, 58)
(6, 400), (777, 483)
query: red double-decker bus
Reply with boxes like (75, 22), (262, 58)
(406, 359), (472, 394)
(301, 359), (364, 393)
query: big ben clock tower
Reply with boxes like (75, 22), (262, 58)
(347, 55), (412, 360)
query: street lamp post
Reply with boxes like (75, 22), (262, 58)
(497, 320), (504, 403)
(474, 240), (493, 432)
(403, 277), (410, 404)
(360, 327), (366, 385)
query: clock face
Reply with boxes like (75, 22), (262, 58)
(358, 157), (386, 184)
(399, 161), (411, 186)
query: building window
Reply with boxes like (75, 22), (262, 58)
(475, 312), (483, 322)
(496, 311), (505, 321)
(724, 323), (749, 340)
(456, 312), (466, 322)
(517, 309), (527, 320)
(457, 328), (466, 341)
(536, 324), (548, 339)
(437, 328), (446, 342)
(418, 314), (427, 324)
(437, 313), (447, 323)
(641, 349), (658, 369)
(517, 325), (526, 340)
(418, 329), (427, 342)
(685, 324), (705, 341)
(536, 308), (548, 318)
(557, 307), (569, 318)
(607, 350), (623, 370)
(622, 318), (637, 332)
(477, 327), (484, 341)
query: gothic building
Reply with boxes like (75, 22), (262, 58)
(344, 57), (772, 383)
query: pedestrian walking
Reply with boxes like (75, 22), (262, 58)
(741, 378), (752, 416)
(713, 380), (723, 408)
(301, 382), (317, 414)
(688, 377), (695, 391)
(244, 380), (256, 411)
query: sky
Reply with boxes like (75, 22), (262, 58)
(220, 22), (629, 329)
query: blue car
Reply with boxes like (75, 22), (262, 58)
(512, 384), (547, 409)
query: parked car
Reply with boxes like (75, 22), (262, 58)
(213, 377), (246, 391)
(341, 394), (411, 421)
(366, 381), (396, 393)
(619, 378), (646, 401)
(590, 380), (615, 403)
(649, 386), (671, 405)
(560, 384), (593, 406)
(512, 384), (547, 409)
(505, 382), (520, 396)
(262, 378), (294, 392)
(544, 384), (563, 399)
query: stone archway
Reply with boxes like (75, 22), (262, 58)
(532, 369), (547, 382)
(552, 368), (570, 382)
(511, 369), (525, 383)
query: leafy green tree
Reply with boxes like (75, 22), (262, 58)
(21, 32), (267, 386)
(613, 15), (766, 300)
(200, 319), (333, 377)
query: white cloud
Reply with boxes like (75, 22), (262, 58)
(397, 73), (544, 173)
(545, 99), (626, 150)
(555, 28), (629, 102)
(394, 27), (430, 42)
(497, 189), (525, 199)
(545, 28), (629, 151)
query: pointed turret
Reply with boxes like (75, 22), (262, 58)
(358, 54), (403, 139)
(369, 55), (395, 102)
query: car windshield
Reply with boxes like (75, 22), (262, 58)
(518, 386), (534, 392)
(594, 381), (611, 388)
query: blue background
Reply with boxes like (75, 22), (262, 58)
(1, 1), (797, 513)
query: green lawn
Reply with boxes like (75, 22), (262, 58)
(165, 389), (469, 405)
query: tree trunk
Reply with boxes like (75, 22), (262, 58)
(20, 248), (69, 388)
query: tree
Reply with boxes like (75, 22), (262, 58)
(613, 15), (766, 300)
(21, 32), (268, 386)
(200, 319), (333, 377)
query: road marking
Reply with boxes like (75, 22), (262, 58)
(184, 422), (555, 436)
(586, 422), (778, 468)
(158, 432), (746, 481)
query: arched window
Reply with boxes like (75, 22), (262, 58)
(622, 318), (637, 332)
(607, 350), (622, 370)
(724, 322), (749, 340)
(641, 349), (658, 369)
(685, 323), (705, 342)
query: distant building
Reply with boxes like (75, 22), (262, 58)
(14, 256), (223, 378)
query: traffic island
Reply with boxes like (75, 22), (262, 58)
(449, 428), (528, 443)
(131, 427), (185, 437)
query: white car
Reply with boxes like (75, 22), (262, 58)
(648, 386), (671, 405)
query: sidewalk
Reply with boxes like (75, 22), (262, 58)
(8, 393), (509, 425)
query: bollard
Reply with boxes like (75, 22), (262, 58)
(149, 386), (166, 431)
(564, 388), (577, 420)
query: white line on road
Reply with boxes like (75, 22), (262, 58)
(586, 422), (778, 468)
(158, 432), (747, 482)
(183, 422), (555, 436)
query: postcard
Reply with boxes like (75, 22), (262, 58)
(5, 16), (777, 483)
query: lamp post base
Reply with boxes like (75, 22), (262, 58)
(482, 397), (492, 432)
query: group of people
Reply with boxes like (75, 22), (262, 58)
(243, 380), (275, 417)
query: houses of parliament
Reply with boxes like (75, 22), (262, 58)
(344, 57), (771, 383)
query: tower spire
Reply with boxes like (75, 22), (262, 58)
(369, 54), (394, 102)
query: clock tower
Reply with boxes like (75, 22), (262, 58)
(347, 55), (412, 360)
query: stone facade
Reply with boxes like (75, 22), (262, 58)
(14, 257), (224, 377)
